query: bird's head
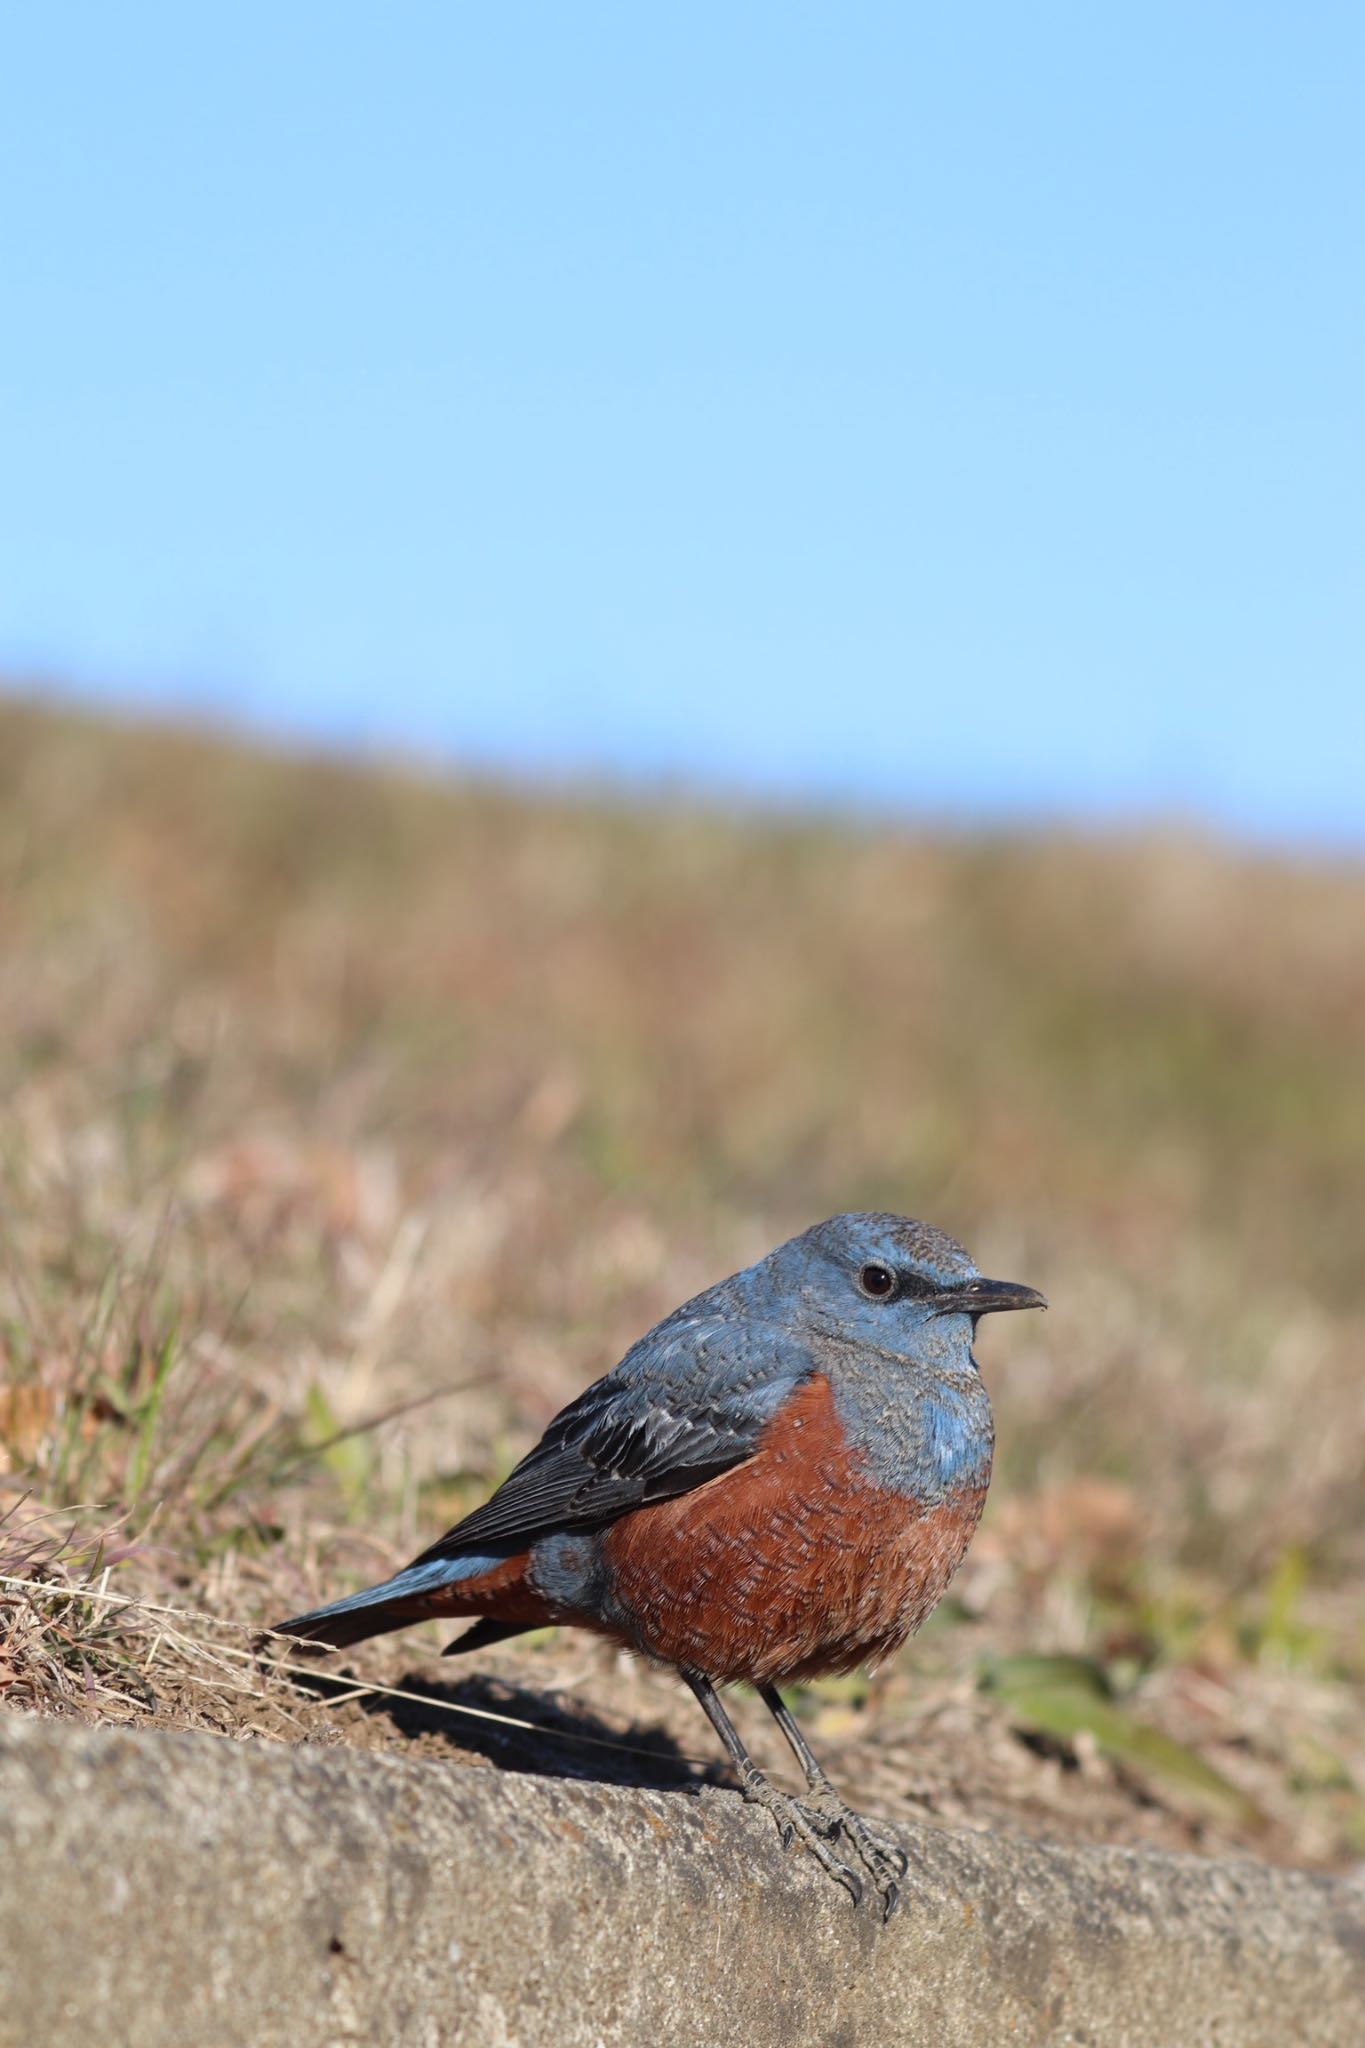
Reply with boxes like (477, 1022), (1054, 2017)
(750, 1212), (1045, 1371)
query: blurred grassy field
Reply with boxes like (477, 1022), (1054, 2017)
(1, 695), (1362, 1865)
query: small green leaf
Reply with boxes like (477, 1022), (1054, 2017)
(304, 1385), (372, 1499)
(980, 1652), (1115, 1702)
(127, 1328), (180, 1505)
(981, 1661), (1264, 1828)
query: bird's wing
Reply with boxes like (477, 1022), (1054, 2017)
(407, 1314), (810, 1567)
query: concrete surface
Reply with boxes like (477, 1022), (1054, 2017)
(0, 1713), (1361, 2047)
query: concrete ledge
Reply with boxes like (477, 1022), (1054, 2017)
(0, 1716), (1361, 2047)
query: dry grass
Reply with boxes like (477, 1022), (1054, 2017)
(1, 693), (1362, 1868)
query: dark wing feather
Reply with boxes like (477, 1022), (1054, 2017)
(407, 1313), (809, 1569)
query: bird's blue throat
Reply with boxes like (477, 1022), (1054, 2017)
(828, 1360), (994, 1502)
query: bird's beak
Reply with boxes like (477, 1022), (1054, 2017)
(935, 1277), (1047, 1318)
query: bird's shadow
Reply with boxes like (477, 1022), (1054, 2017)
(290, 1661), (732, 1795)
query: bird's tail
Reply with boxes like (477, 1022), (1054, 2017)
(267, 1551), (530, 1653)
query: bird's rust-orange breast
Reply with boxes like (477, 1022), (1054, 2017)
(600, 1373), (987, 1684)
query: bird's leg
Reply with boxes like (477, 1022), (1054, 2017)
(758, 1684), (907, 1920)
(682, 1671), (865, 1909)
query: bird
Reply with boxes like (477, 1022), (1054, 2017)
(270, 1212), (1045, 1916)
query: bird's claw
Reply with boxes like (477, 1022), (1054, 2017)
(845, 1822), (907, 1918)
(742, 1778), (867, 1907)
(729, 1727), (903, 1916)
(797, 1788), (908, 1919)
(790, 1798), (843, 1842)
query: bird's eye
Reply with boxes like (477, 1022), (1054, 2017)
(858, 1262), (897, 1301)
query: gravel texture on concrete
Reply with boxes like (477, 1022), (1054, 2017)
(1, 1714), (1361, 2048)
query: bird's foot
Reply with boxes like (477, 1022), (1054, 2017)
(736, 1766), (866, 1908)
(796, 1787), (908, 1921)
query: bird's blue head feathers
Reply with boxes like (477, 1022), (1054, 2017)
(738, 1212), (1045, 1371)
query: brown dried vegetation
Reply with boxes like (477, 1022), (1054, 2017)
(1, 696), (1362, 1868)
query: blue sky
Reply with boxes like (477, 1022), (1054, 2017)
(3, 5), (1362, 844)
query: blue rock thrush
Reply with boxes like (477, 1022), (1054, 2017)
(272, 1213), (1045, 1915)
